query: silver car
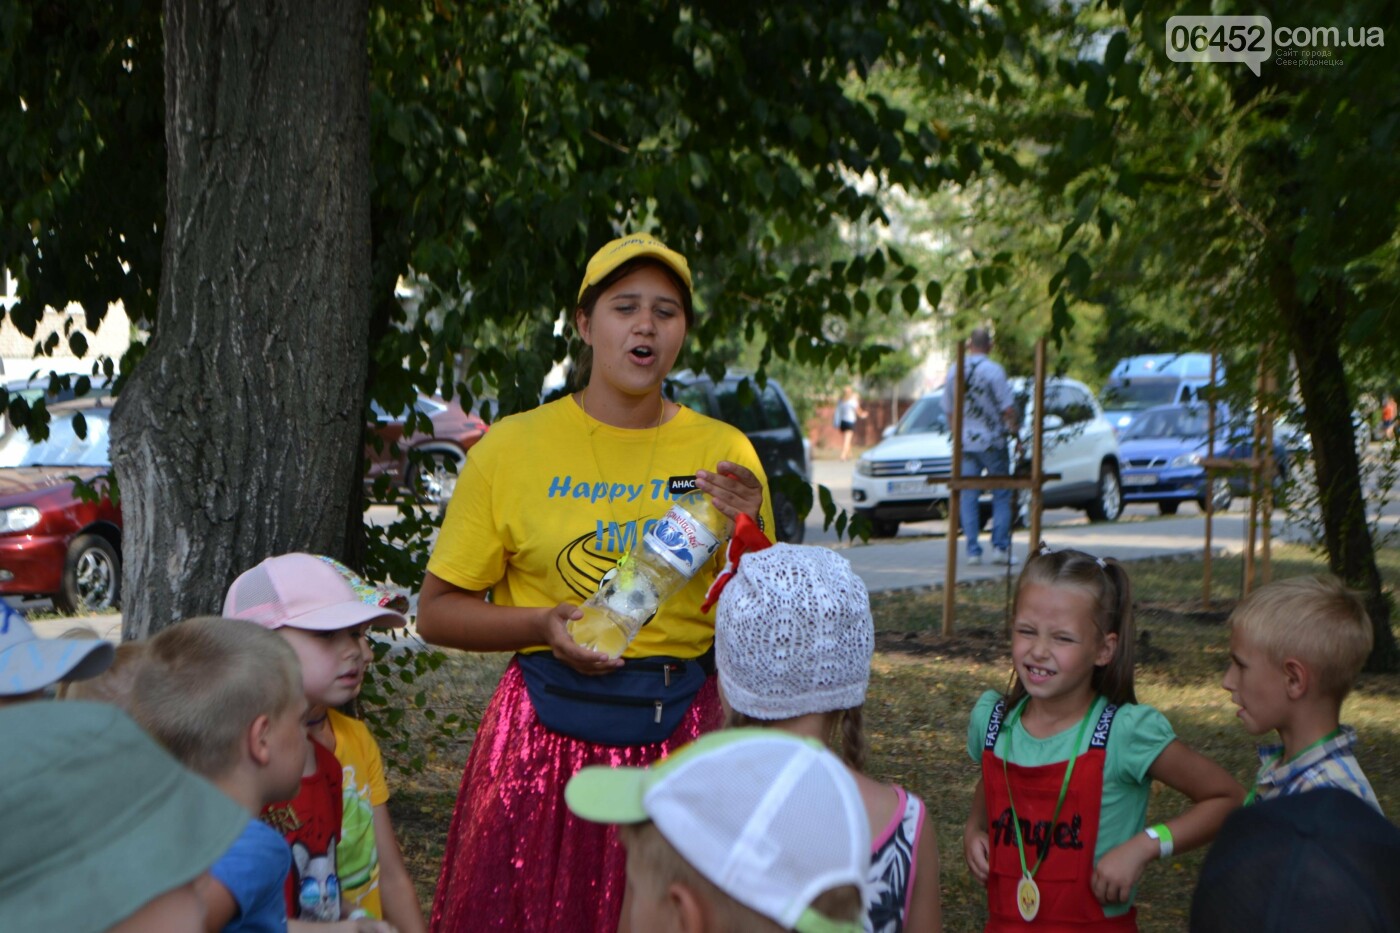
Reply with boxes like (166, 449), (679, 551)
(851, 377), (1123, 537)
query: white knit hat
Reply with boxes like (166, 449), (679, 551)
(715, 544), (874, 720)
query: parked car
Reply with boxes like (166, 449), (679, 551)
(0, 399), (122, 613)
(366, 395), (488, 505)
(1099, 353), (1219, 436)
(1118, 403), (1290, 514)
(851, 376), (1124, 537)
(666, 371), (811, 543)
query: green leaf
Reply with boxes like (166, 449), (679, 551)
(1058, 220), (1082, 251)
(1105, 32), (1128, 72)
(1097, 208), (1114, 241)
(1116, 169), (1141, 199)
(901, 283), (920, 314)
(924, 280), (942, 310)
(1064, 252), (1092, 293)
(1085, 75), (1109, 111)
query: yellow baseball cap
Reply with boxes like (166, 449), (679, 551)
(577, 233), (693, 304)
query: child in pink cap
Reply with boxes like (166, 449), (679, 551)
(226, 553), (425, 932)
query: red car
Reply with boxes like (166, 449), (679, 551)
(0, 400), (122, 613)
(366, 394), (488, 504)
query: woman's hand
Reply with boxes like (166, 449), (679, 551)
(695, 461), (764, 522)
(538, 602), (625, 675)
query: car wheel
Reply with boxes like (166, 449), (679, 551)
(1199, 478), (1232, 513)
(771, 489), (804, 544)
(1158, 501), (1180, 516)
(408, 449), (463, 505)
(869, 518), (900, 538)
(1084, 464), (1123, 522)
(57, 534), (121, 615)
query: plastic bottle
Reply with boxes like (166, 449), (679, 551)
(567, 489), (734, 658)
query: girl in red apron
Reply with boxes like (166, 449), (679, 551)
(962, 546), (1244, 931)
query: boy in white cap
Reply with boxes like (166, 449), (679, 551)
(0, 602), (113, 705)
(0, 700), (249, 932)
(225, 553), (426, 932)
(565, 728), (870, 933)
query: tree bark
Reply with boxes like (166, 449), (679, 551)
(1272, 259), (1398, 672)
(111, 0), (372, 637)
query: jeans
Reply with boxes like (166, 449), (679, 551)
(960, 445), (1011, 556)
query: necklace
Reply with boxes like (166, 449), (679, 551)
(999, 697), (1097, 922)
(577, 386), (666, 565)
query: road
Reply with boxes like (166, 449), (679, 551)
(32, 451), (1398, 640)
(801, 457), (1223, 546)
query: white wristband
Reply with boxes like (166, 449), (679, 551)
(1144, 824), (1174, 859)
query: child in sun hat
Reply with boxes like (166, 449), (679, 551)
(711, 526), (944, 932)
(0, 602), (113, 705)
(0, 700), (249, 933)
(225, 552), (426, 932)
(565, 727), (870, 933)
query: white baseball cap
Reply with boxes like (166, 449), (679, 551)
(565, 728), (870, 932)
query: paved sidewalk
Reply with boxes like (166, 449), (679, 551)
(835, 512), (1259, 593)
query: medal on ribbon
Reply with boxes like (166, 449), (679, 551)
(1000, 699), (1096, 924)
(1016, 876), (1040, 922)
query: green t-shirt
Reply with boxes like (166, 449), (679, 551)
(967, 691), (1176, 915)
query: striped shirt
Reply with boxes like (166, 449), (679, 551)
(1250, 725), (1382, 814)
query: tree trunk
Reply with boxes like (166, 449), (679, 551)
(1272, 260), (1398, 672)
(111, 0), (372, 638)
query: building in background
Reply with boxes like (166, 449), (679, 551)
(0, 269), (130, 381)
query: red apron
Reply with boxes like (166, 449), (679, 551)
(980, 699), (1138, 932)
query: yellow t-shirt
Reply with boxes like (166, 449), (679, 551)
(328, 709), (389, 919)
(427, 397), (773, 658)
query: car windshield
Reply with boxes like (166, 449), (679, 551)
(895, 396), (948, 436)
(1100, 381), (1179, 412)
(1122, 407), (1212, 440)
(0, 410), (111, 468)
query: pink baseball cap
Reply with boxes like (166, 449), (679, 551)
(223, 553), (408, 631)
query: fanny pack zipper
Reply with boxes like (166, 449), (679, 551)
(542, 685), (667, 723)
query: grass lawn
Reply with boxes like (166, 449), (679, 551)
(385, 542), (1400, 931)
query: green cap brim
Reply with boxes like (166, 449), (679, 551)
(565, 764), (651, 825)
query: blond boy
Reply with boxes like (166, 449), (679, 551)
(1223, 574), (1380, 811)
(131, 617), (313, 931)
(566, 729), (869, 933)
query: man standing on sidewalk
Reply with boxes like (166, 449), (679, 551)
(945, 327), (1019, 565)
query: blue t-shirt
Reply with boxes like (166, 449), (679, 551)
(211, 819), (293, 932)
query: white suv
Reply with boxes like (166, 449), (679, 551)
(850, 377), (1123, 537)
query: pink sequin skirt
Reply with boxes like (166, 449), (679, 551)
(429, 657), (721, 932)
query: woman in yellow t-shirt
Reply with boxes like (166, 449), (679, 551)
(417, 233), (773, 933)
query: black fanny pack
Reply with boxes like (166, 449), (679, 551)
(516, 649), (714, 747)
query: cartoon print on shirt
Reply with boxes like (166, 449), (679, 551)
(292, 837), (340, 921)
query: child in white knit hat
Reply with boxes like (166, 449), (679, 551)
(715, 542), (943, 933)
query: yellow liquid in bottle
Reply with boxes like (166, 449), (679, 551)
(567, 605), (630, 658)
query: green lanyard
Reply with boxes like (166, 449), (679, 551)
(1243, 728), (1341, 806)
(1000, 698), (1098, 883)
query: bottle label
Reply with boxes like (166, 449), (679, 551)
(667, 476), (698, 496)
(644, 503), (722, 579)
